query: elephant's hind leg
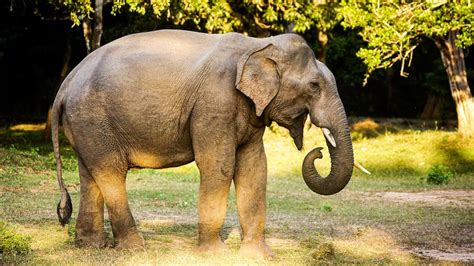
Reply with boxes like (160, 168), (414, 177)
(75, 157), (107, 248)
(82, 155), (145, 250)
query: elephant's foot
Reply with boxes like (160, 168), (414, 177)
(239, 241), (274, 259)
(75, 233), (108, 248)
(115, 231), (146, 250)
(197, 240), (230, 254)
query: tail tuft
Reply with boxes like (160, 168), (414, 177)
(57, 190), (72, 226)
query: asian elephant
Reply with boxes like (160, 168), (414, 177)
(52, 30), (353, 258)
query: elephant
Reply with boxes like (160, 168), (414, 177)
(51, 29), (354, 258)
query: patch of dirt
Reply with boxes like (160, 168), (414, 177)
(360, 190), (474, 262)
(0, 186), (28, 193)
(0, 180), (57, 194)
(30, 180), (56, 193)
(413, 248), (474, 262)
(366, 190), (473, 208)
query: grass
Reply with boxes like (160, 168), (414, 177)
(0, 120), (473, 264)
(0, 221), (31, 263)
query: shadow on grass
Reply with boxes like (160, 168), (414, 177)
(301, 227), (416, 264)
(0, 129), (71, 157)
(0, 220), (437, 264)
(434, 137), (474, 174)
(140, 220), (197, 237)
(134, 219), (417, 264)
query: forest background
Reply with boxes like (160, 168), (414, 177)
(1, 0), (473, 132)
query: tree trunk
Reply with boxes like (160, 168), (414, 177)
(44, 33), (72, 141)
(316, 30), (328, 63)
(83, 0), (104, 54)
(386, 67), (395, 116)
(92, 0), (103, 51)
(83, 16), (93, 54)
(434, 30), (474, 136)
(421, 94), (442, 119)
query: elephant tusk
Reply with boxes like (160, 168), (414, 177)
(354, 161), (371, 175)
(322, 128), (336, 148)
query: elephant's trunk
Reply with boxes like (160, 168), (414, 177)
(302, 102), (354, 195)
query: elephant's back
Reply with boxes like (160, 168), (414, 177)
(61, 30), (252, 101)
(59, 30), (222, 160)
(61, 30), (218, 103)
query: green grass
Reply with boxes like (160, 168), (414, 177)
(0, 221), (31, 263)
(0, 123), (473, 264)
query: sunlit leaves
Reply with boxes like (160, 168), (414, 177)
(113, 0), (147, 15)
(104, 0), (341, 36)
(48, 0), (93, 26)
(264, 6), (278, 22)
(416, 2), (474, 48)
(205, 1), (241, 33)
(339, 1), (474, 82)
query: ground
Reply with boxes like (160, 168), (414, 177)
(0, 119), (473, 264)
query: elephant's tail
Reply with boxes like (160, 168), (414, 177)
(51, 92), (72, 226)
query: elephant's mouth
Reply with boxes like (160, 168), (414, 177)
(289, 111), (308, 150)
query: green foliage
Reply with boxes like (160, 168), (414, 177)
(417, 1), (474, 48)
(96, 1), (341, 36)
(320, 203), (333, 212)
(50, 0), (94, 26)
(423, 164), (454, 185)
(300, 1), (340, 34)
(113, 0), (151, 16)
(339, 1), (474, 82)
(202, 1), (242, 33)
(0, 221), (31, 258)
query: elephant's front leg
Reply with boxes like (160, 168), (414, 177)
(192, 123), (236, 253)
(234, 134), (274, 258)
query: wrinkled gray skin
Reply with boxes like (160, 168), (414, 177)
(52, 30), (353, 258)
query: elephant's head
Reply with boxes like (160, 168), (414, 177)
(236, 34), (353, 195)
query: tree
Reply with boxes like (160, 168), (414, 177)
(339, 0), (474, 135)
(206, 0), (341, 62)
(298, 0), (340, 63)
(111, 1), (341, 61)
(82, 0), (105, 54)
(243, 0), (341, 62)
(59, 0), (108, 53)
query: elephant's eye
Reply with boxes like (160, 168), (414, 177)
(309, 81), (320, 92)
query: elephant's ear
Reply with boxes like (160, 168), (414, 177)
(235, 44), (281, 117)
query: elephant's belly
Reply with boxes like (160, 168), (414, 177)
(128, 149), (194, 169)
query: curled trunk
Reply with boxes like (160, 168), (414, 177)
(302, 108), (354, 195)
